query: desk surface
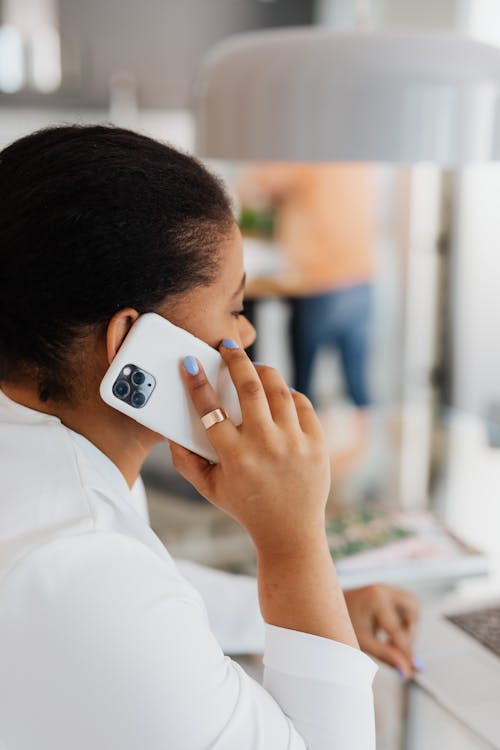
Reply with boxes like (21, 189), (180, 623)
(411, 592), (500, 750)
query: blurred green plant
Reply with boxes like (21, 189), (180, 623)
(238, 206), (276, 239)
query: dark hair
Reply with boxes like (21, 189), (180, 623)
(0, 124), (233, 402)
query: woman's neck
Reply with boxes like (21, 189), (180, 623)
(1, 381), (159, 488)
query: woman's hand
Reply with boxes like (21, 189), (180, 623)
(168, 341), (331, 557)
(344, 584), (420, 678)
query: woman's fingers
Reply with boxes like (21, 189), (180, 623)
(253, 364), (301, 431)
(248, 360), (324, 442)
(374, 588), (420, 676)
(346, 584), (420, 678)
(289, 389), (325, 440)
(179, 355), (237, 454)
(360, 634), (414, 679)
(376, 605), (414, 658)
(218, 342), (274, 426)
(395, 590), (420, 641)
(380, 588), (419, 654)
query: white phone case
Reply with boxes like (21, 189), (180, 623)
(99, 313), (242, 462)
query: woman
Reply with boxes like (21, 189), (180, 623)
(0, 126), (417, 749)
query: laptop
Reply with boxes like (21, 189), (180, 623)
(415, 598), (500, 748)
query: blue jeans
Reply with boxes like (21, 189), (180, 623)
(289, 283), (373, 407)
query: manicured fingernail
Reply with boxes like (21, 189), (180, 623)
(183, 355), (199, 375)
(396, 668), (406, 681)
(252, 361), (265, 366)
(289, 386), (296, 392)
(221, 338), (239, 349)
(413, 657), (425, 671)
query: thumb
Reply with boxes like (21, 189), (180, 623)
(168, 440), (214, 499)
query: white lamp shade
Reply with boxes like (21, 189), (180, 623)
(194, 29), (500, 164)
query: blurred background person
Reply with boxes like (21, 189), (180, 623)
(238, 163), (377, 496)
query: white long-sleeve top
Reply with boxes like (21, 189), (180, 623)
(0, 389), (377, 749)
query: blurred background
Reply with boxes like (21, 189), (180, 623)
(2, 2), (500, 747)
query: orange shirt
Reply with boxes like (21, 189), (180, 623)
(240, 164), (376, 295)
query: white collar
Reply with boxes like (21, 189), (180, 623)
(0, 388), (133, 501)
(0, 387), (59, 426)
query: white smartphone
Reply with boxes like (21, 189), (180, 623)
(100, 312), (242, 462)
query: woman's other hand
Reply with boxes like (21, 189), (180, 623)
(344, 584), (420, 678)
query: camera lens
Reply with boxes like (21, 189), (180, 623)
(113, 379), (130, 400)
(131, 370), (146, 386)
(131, 390), (146, 408)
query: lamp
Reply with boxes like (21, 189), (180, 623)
(194, 28), (500, 164)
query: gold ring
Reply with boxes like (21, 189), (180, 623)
(201, 407), (228, 430)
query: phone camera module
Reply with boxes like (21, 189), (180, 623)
(113, 379), (131, 400)
(112, 364), (155, 409)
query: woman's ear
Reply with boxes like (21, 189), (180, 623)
(106, 308), (140, 364)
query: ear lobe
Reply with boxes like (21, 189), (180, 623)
(106, 308), (140, 364)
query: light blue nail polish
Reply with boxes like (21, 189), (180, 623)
(183, 355), (199, 375)
(413, 657), (425, 671)
(289, 386), (296, 392)
(252, 361), (265, 366)
(396, 668), (406, 681)
(221, 338), (239, 349)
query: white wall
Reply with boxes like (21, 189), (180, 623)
(57, 0), (259, 107)
(54, 0), (313, 108)
(451, 165), (500, 418)
(0, 106), (194, 151)
(382, 0), (458, 29)
(315, 0), (458, 30)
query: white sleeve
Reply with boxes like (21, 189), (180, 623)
(175, 558), (265, 654)
(174, 561), (378, 745)
(0, 532), (377, 750)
